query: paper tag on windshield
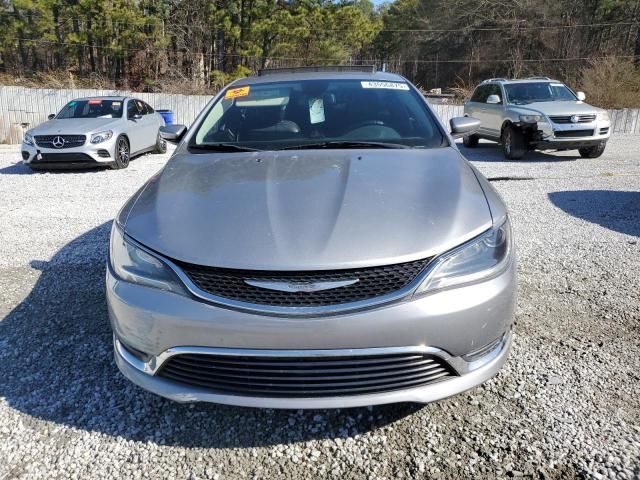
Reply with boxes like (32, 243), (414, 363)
(224, 86), (250, 99)
(361, 81), (410, 91)
(309, 97), (325, 124)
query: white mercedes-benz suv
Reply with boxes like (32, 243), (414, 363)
(21, 96), (167, 170)
(463, 77), (611, 159)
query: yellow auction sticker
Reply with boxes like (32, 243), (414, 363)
(224, 86), (250, 99)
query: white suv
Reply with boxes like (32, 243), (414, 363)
(463, 77), (611, 159)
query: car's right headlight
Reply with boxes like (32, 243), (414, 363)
(414, 218), (513, 295)
(519, 114), (543, 123)
(91, 130), (113, 144)
(23, 131), (35, 146)
(109, 222), (189, 296)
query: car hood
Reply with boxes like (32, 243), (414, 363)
(513, 101), (602, 116)
(31, 118), (121, 135)
(123, 147), (493, 270)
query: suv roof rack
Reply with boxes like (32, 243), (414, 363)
(257, 65), (377, 76)
(526, 76), (552, 80)
(482, 78), (508, 83)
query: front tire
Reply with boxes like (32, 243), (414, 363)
(463, 134), (479, 148)
(111, 136), (130, 169)
(501, 125), (526, 160)
(579, 143), (606, 158)
(154, 132), (167, 154)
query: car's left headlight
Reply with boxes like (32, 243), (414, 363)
(415, 218), (513, 295)
(109, 222), (189, 296)
(519, 114), (543, 123)
(597, 111), (610, 122)
(23, 131), (35, 146)
(90, 130), (113, 144)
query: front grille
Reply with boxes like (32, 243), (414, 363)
(554, 129), (594, 138)
(34, 134), (86, 149)
(158, 351), (457, 397)
(175, 257), (431, 307)
(549, 114), (596, 124)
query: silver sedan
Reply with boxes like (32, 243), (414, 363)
(107, 68), (516, 409)
(21, 96), (166, 170)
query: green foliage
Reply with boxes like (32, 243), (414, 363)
(0, 0), (637, 103)
(0, 0), (381, 91)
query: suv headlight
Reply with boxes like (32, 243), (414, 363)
(90, 130), (113, 144)
(109, 222), (188, 296)
(415, 218), (513, 295)
(519, 114), (543, 123)
(23, 131), (35, 146)
(597, 111), (610, 122)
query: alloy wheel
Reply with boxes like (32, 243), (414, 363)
(118, 138), (130, 166)
(504, 130), (512, 155)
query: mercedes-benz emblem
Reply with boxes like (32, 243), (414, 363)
(52, 136), (65, 148)
(570, 115), (579, 123)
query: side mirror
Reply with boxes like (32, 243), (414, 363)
(486, 94), (501, 104)
(47, 114), (56, 120)
(159, 124), (187, 143)
(576, 91), (586, 101)
(450, 116), (481, 139)
(129, 113), (143, 120)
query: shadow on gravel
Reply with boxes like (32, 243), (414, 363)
(0, 222), (421, 447)
(0, 163), (34, 175)
(549, 190), (640, 237)
(459, 143), (580, 163)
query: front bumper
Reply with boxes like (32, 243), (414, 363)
(21, 139), (116, 168)
(527, 119), (610, 150)
(114, 331), (512, 408)
(106, 258), (516, 408)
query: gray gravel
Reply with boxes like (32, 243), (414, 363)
(1, 138), (639, 479)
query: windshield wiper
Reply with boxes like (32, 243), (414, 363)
(190, 143), (260, 152)
(280, 141), (410, 150)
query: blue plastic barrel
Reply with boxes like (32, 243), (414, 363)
(157, 109), (174, 125)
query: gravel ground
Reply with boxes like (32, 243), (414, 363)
(0, 138), (639, 479)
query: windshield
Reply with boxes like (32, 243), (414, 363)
(191, 79), (445, 151)
(504, 82), (577, 105)
(56, 99), (124, 119)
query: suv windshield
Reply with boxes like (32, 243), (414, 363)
(191, 79), (445, 151)
(504, 82), (577, 105)
(56, 99), (124, 119)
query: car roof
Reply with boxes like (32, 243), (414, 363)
(481, 77), (562, 85)
(71, 96), (128, 101)
(231, 70), (408, 86)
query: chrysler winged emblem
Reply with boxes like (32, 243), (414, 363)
(244, 279), (359, 292)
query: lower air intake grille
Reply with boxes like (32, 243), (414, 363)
(158, 351), (457, 397)
(554, 129), (594, 138)
(175, 257), (431, 307)
(38, 153), (94, 162)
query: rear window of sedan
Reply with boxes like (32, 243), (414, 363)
(56, 99), (124, 119)
(192, 79), (446, 150)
